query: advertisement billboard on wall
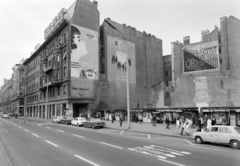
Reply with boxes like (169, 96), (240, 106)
(70, 24), (98, 98)
(107, 36), (136, 83)
(183, 41), (219, 73)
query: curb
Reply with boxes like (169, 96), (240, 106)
(105, 126), (193, 140)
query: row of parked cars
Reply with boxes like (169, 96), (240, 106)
(52, 116), (106, 129)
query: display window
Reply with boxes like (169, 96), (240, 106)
(212, 112), (229, 125)
(236, 113), (240, 126)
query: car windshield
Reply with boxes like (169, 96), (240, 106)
(234, 127), (240, 134)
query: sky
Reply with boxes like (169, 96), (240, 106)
(0, 0), (239, 87)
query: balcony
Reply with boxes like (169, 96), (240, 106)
(44, 65), (53, 73)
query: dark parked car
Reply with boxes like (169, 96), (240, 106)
(84, 118), (106, 129)
(60, 117), (73, 125)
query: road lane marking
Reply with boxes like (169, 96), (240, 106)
(74, 154), (100, 166)
(143, 146), (184, 156)
(184, 139), (193, 145)
(127, 148), (167, 159)
(120, 131), (124, 134)
(57, 129), (64, 132)
(72, 134), (85, 138)
(158, 159), (186, 166)
(128, 136), (150, 140)
(136, 147), (176, 158)
(184, 144), (230, 152)
(32, 133), (39, 137)
(100, 142), (123, 149)
(24, 129), (29, 132)
(150, 145), (191, 154)
(45, 140), (58, 147)
(46, 127), (51, 129)
(18, 126), (22, 129)
(148, 134), (150, 139)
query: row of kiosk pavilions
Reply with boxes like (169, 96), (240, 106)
(95, 107), (240, 126)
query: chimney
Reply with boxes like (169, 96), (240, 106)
(201, 29), (210, 42)
(183, 36), (190, 44)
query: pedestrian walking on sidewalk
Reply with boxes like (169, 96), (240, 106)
(112, 113), (115, 123)
(180, 118), (186, 135)
(139, 114), (143, 124)
(119, 116), (123, 127)
(166, 116), (170, 129)
(152, 115), (157, 127)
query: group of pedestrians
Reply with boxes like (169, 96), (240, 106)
(152, 115), (171, 129)
(176, 116), (193, 136)
(198, 115), (216, 132)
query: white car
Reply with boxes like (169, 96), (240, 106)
(71, 117), (87, 126)
(2, 114), (10, 119)
(192, 125), (240, 149)
(52, 116), (63, 123)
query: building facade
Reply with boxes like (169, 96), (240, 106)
(22, 0), (99, 120)
(0, 79), (13, 114)
(171, 16), (240, 126)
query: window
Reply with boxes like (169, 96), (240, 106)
(58, 87), (60, 96)
(211, 127), (218, 132)
(166, 92), (169, 98)
(64, 67), (67, 78)
(219, 127), (227, 133)
(166, 81), (169, 87)
(165, 71), (168, 77)
(63, 85), (66, 95)
(219, 47), (221, 54)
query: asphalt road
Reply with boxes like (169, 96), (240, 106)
(0, 117), (239, 166)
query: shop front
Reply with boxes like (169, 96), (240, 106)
(236, 109), (240, 126)
(203, 109), (230, 125)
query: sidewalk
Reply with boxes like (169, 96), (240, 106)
(19, 117), (195, 139)
(104, 120), (195, 139)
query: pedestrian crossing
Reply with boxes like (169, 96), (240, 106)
(128, 144), (191, 160)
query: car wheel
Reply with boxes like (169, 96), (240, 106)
(230, 140), (240, 149)
(195, 136), (203, 144)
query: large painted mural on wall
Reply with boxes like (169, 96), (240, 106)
(107, 36), (136, 84)
(183, 41), (219, 73)
(70, 24), (98, 98)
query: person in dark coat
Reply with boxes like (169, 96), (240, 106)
(166, 116), (170, 129)
(119, 115), (123, 127)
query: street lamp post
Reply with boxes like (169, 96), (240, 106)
(105, 19), (130, 129)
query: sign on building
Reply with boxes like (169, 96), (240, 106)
(183, 41), (219, 73)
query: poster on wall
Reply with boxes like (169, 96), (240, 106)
(107, 36), (136, 84)
(71, 24), (98, 79)
(70, 24), (98, 98)
(183, 41), (219, 73)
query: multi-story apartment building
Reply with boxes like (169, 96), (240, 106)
(10, 60), (25, 115)
(0, 78), (13, 113)
(171, 16), (240, 126)
(22, 0), (99, 119)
